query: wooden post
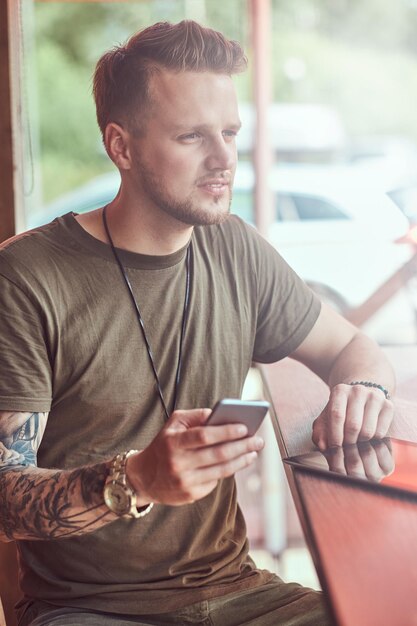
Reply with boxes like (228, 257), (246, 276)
(345, 248), (417, 327)
(0, 0), (16, 242)
(0, 0), (25, 242)
(250, 0), (274, 238)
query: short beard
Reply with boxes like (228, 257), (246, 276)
(136, 162), (232, 227)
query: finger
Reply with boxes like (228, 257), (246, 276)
(327, 387), (349, 447)
(384, 437), (393, 454)
(191, 435), (264, 468)
(358, 395), (381, 442)
(356, 442), (385, 482)
(343, 386), (367, 445)
(175, 423), (250, 450)
(344, 444), (368, 478)
(167, 451), (260, 505)
(157, 428), (261, 480)
(165, 408), (212, 432)
(372, 439), (395, 477)
(312, 413), (328, 451)
(193, 450), (259, 485)
(374, 401), (395, 439)
(325, 446), (347, 474)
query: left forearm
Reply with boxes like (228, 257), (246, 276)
(327, 332), (395, 396)
(291, 303), (396, 448)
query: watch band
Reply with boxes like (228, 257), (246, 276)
(104, 449), (154, 519)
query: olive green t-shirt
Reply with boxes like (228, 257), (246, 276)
(0, 212), (320, 614)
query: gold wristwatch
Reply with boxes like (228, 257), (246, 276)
(103, 449), (154, 519)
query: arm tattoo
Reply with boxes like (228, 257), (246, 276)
(0, 411), (45, 470)
(0, 411), (115, 541)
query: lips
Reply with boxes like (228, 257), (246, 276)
(198, 182), (230, 196)
(197, 176), (231, 196)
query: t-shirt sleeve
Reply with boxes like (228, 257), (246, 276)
(238, 220), (321, 363)
(0, 273), (52, 412)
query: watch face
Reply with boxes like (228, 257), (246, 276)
(104, 482), (131, 516)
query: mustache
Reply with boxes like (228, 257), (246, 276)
(196, 172), (233, 186)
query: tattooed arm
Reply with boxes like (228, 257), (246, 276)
(0, 410), (116, 542)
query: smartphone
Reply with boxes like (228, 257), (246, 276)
(206, 399), (270, 436)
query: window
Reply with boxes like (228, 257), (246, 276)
(232, 189), (254, 224)
(276, 193), (348, 221)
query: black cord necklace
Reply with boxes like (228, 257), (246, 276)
(102, 205), (192, 420)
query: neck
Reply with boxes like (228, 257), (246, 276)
(75, 196), (193, 256)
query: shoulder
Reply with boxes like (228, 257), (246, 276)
(0, 216), (77, 312)
(0, 214), (73, 285)
(0, 217), (61, 269)
(0, 217), (62, 254)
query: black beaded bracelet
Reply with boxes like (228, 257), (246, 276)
(349, 381), (391, 400)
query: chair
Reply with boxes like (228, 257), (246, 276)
(0, 541), (19, 626)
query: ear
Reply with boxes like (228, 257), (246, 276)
(104, 122), (132, 170)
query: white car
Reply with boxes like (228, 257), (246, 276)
(27, 163), (415, 340)
(348, 136), (417, 225)
(233, 162), (413, 313)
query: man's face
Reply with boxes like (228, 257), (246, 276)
(127, 70), (241, 226)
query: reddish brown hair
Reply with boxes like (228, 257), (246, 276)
(93, 20), (247, 138)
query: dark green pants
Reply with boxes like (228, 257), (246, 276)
(21, 576), (332, 626)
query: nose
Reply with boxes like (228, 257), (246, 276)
(204, 135), (236, 172)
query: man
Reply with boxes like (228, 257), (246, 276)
(0, 20), (394, 626)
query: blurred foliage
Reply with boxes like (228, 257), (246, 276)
(272, 0), (417, 54)
(33, 0), (250, 201)
(272, 30), (417, 137)
(37, 41), (97, 158)
(31, 0), (417, 203)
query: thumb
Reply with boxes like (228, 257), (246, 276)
(165, 408), (211, 433)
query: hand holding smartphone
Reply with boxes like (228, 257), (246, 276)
(206, 399), (270, 436)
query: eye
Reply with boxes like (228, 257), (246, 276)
(222, 129), (238, 141)
(178, 132), (201, 143)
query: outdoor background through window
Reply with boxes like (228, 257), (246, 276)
(23, 0), (417, 345)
